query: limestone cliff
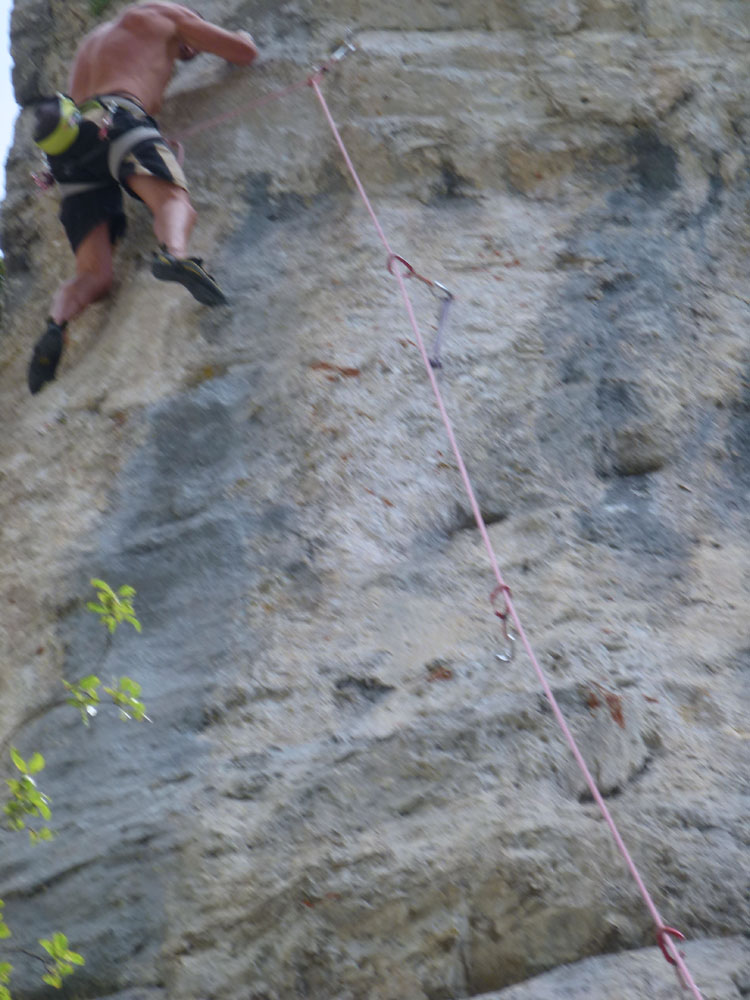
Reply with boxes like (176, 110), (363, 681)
(0, 1), (748, 998)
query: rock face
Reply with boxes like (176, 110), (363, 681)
(1, 1), (749, 998)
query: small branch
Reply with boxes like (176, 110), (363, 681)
(16, 948), (48, 968)
(0, 699), (68, 758)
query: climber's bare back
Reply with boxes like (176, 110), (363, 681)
(68, 1), (257, 115)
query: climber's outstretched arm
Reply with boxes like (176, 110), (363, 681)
(168, 7), (258, 65)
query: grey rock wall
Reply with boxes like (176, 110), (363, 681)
(0, 1), (748, 998)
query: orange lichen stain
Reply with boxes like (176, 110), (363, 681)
(586, 690), (602, 711)
(427, 663), (454, 682)
(603, 690), (625, 729)
(364, 487), (394, 508)
(585, 682), (625, 729)
(301, 893), (342, 909)
(310, 360), (361, 378)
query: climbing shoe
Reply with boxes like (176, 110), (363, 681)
(151, 246), (227, 306)
(28, 319), (66, 394)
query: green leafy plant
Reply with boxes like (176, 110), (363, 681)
(38, 934), (84, 988)
(0, 958), (12, 1000)
(86, 579), (141, 636)
(63, 580), (150, 725)
(3, 750), (52, 845)
(0, 577), (146, 996)
(64, 673), (149, 725)
(62, 674), (101, 725)
(103, 676), (149, 722)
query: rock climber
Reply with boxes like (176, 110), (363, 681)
(27, 1), (258, 394)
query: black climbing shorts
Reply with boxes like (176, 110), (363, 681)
(46, 95), (188, 253)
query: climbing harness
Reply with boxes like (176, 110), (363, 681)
(32, 93), (164, 201)
(106, 125), (163, 176)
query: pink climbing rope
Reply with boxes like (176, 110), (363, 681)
(172, 44), (357, 143)
(174, 75), (314, 142)
(308, 74), (705, 1000)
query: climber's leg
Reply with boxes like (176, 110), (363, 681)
(126, 173), (227, 306)
(124, 174), (196, 258)
(29, 222), (114, 394)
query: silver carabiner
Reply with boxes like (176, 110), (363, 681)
(329, 38), (357, 62)
(495, 626), (516, 663)
(429, 280), (454, 304)
(428, 286), (454, 369)
(490, 583), (515, 662)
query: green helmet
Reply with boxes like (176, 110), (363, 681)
(33, 93), (81, 155)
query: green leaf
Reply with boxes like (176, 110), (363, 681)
(118, 585), (136, 597)
(85, 602), (107, 615)
(0, 924), (10, 940)
(39, 938), (53, 956)
(26, 786), (42, 806)
(106, 618), (117, 634)
(90, 578), (116, 597)
(65, 951), (84, 966)
(52, 932), (68, 953)
(0, 961), (11, 980)
(9, 750), (26, 775)
(42, 971), (61, 988)
(27, 753), (45, 775)
(0, 985), (10, 1000)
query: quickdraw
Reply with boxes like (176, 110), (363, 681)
(490, 583), (516, 662)
(387, 254), (455, 367)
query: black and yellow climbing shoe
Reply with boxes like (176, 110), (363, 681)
(151, 246), (228, 306)
(28, 319), (66, 395)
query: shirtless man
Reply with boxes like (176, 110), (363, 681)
(27, 1), (258, 394)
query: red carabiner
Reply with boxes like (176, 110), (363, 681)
(656, 926), (686, 966)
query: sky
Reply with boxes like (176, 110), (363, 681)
(0, 0), (19, 201)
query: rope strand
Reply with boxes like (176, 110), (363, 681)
(154, 54), (706, 1000)
(308, 73), (705, 1000)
